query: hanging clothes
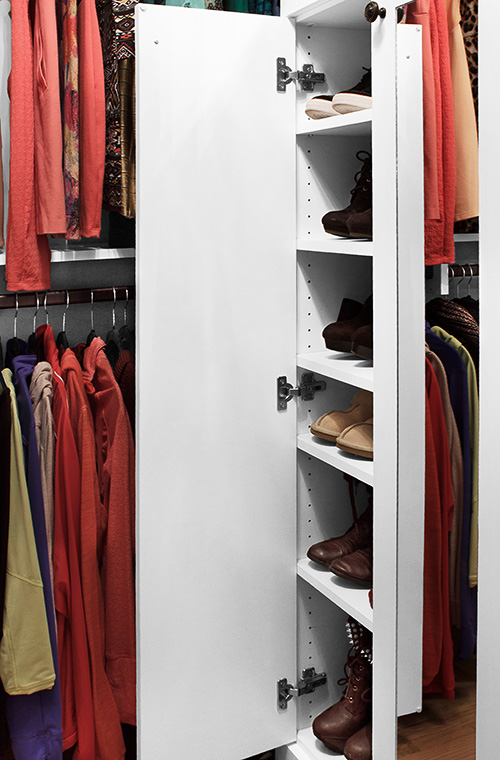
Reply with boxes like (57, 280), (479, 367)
(405, 0), (456, 265)
(445, 0), (478, 223)
(426, 297), (479, 377)
(6, 353), (62, 760)
(61, 348), (126, 760)
(432, 326), (478, 588)
(83, 337), (136, 726)
(0, 370), (55, 697)
(114, 349), (135, 437)
(33, 0), (67, 236)
(0, 386), (10, 756)
(78, 0), (106, 238)
(426, 346), (463, 629)
(60, 0), (81, 240)
(0, 119), (4, 248)
(37, 325), (95, 759)
(29, 362), (56, 597)
(459, 0), (478, 121)
(6, 0), (51, 292)
(425, 323), (476, 660)
(423, 359), (455, 700)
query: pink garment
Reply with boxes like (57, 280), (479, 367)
(83, 338), (136, 726)
(406, 0), (456, 265)
(6, 0), (51, 291)
(78, 0), (106, 238)
(33, 0), (66, 235)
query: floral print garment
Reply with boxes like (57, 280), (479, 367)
(60, 0), (80, 239)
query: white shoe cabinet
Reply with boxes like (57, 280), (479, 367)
(136, 2), (425, 759)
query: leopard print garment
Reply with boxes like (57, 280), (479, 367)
(460, 0), (478, 121)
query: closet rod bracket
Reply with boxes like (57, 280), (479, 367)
(277, 58), (325, 92)
(277, 372), (326, 411)
(277, 667), (328, 710)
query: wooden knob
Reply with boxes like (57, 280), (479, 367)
(364, 2), (386, 22)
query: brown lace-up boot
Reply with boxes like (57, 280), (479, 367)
(307, 501), (372, 569)
(312, 618), (372, 754)
(322, 152), (372, 237)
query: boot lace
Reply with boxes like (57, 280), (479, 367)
(350, 151), (372, 200)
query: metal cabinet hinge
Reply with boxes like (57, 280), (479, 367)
(277, 58), (325, 92)
(277, 667), (327, 710)
(277, 372), (326, 411)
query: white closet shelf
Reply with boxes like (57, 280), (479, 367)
(0, 247), (135, 265)
(287, 727), (343, 759)
(297, 238), (373, 256)
(297, 433), (373, 486)
(298, 559), (373, 630)
(285, 0), (368, 29)
(297, 110), (372, 137)
(297, 350), (373, 390)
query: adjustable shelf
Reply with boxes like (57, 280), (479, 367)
(298, 559), (373, 630)
(297, 433), (373, 486)
(0, 247), (135, 266)
(289, 727), (343, 758)
(297, 110), (372, 137)
(297, 239), (373, 256)
(297, 350), (373, 391)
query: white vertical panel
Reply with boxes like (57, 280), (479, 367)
(136, 7), (297, 760)
(395, 23), (425, 718)
(476, 1), (500, 757)
(371, 5), (399, 759)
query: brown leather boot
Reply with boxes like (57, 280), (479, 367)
(322, 152), (372, 237)
(329, 547), (373, 587)
(322, 295), (372, 353)
(344, 722), (372, 760)
(307, 502), (372, 568)
(312, 619), (372, 754)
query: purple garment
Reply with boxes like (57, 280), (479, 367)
(6, 349), (62, 760)
(426, 323), (477, 660)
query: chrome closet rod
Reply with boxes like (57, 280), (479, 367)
(447, 263), (478, 278)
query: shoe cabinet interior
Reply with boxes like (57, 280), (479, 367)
(136, 2), (425, 759)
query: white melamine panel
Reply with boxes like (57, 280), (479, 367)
(296, 111), (372, 137)
(476, 1), (499, 757)
(298, 560), (373, 629)
(297, 240), (373, 255)
(136, 7), (296, 759)
(285, 0), (370, 29)
(297, 435), (373, 486)
(297, 351), (373, 390)
(395, 24), (424, 718)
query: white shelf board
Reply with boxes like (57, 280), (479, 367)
(0, 247), (135, 265)
(297, 433), (373, 486)
(285, 0), (368, 28)
(297, 238), (373, 256)
(297, 350), (373, 391)
(297, 727), (344, 758)
(298, 559), (373, 631)
(297, 110), (372, 137)
(454, 233), (479, 243)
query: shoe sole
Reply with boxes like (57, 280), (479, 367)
(351, 344), (373, 360)
(336, 440), (373, 459)
(305, 106), (337, 120)
(329, 566), (373, 587)
(306, 552), (333, 569)
(311, 732), (348, 754)
(310, 424), (339, 443)
(324, 339), (354, 353)
(332, 93), (372, 114)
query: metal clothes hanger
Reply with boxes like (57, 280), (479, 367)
(27, 293), (40, 355)
(105, 288), (121, 370)
(86, 290), (97, 346)
(56, 290), (70, 351)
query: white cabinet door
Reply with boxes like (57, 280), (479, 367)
(136, 6), (297, 759)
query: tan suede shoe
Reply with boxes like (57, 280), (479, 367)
(336, 419), (373, 459)
(310, 391), (373, 443)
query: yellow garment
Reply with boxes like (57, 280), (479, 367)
(0, 370), (55, 695)
(431, 327), (478, 587)
(446, 0), (479, 221)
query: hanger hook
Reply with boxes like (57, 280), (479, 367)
(14, 293), (18, 338)
(44, 291), (49, 324)
(90, 290), (94, 331)
(466, 264), (474, 296)
(112, 288), (117, 329)
(455, 266), (466, 298)
(124, 289), (129, 326)
(63, 290), (70, 334)
(33, 293), (40, 334)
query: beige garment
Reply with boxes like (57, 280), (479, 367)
(29, 362), (55, 596)
(446, 0), (479, 221)
(0, 370), (55, 695)
(0, 118), (4, 247)
(426, 347), (463, 628)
